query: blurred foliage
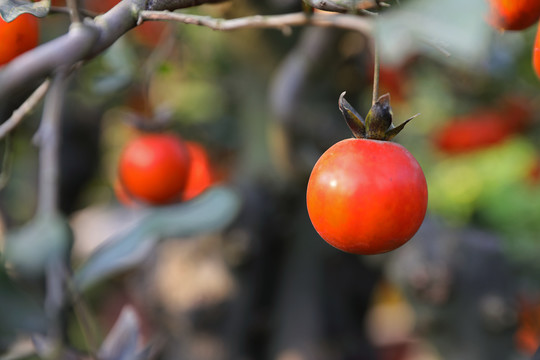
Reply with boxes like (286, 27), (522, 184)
(74, 186), (240, 291)
(4, 214), (73, 278)
(1, 0), (540, 359)
(0, 0), (50, 22)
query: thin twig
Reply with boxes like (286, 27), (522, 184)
(139, 11), (373, 34)
(304, 0), (380, 13)
(49, 5), (98, 18)
(0, 136), (12, 191)
(65, 0), (82, 23)
(35, 68), (69, 217)
(147, 0), (228, 11)
(372, 35), (379, 105)
(66, 276), (100, 360)
(0, 79), (51, 140)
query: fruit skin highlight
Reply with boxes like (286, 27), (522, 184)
(0, 14), (39, 66)
(306, 138), (428, 255)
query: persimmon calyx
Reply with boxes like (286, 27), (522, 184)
(339, 92), (419, 141)
(339, 91), (366, 138)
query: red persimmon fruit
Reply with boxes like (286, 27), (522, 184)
(306, 139), (428, 255)
(181, 141), (215, 201)
(486, 0), (540, 31)
(534, 22), (540, 79)
(306, 93), (427, 255)
(0, 14), (39, 66)
(434, 98), (532, 155)
(118, 134), (190, 205)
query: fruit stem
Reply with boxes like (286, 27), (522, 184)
(372, 35), (380, 106)
(66, 0), (82, 24)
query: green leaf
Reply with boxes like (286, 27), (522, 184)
(73, 186), (241, 291)
(98, 306), (142, 360)
(4, 214), (73, 278)
(0, 0), (50, 22)
(376, 0), (490, 67)
(0, 266), (47, 347)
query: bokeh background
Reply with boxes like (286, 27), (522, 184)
(1, 0), (540, 359)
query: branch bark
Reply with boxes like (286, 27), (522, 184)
(0, 80), (50, 139)
(36, 68), (69, 217)
(0, 0), (372, 107)
(304, 0), (382, 13)
(147, 0), (228, 11)
(0, 0), (146, 102)
(140, 11), (372, 33)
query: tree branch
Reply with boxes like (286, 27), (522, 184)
(0, 0), (372, 106)
(140, 11), (373, 33)
(35, 68), (69, 217)
(66, 0), (82, 23)
(0, 80), (50, 139)
(147, 0), (228, 11)
(0, 0), (147, 103)
(304, 0), (384, 13)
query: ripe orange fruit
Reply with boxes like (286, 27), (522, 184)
(0, 14), (39, 66)
(118, 134), (190, 205)
(534, 22), (540, 79)
(486, 0), (540, 31)
(181, 142), (215, 201)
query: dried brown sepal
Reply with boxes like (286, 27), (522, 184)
(339, 92), (419, 141)
(365, 93), (393, 140)
(385, 113), (419, 141)
(339, 91), (365, 139)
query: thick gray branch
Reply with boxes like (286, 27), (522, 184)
(36, 68), (69, 217)
(0, 0), (146, 101)
(0, 0), (372, 105)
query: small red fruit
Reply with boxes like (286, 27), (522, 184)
(182, 142), (214, 201)
(307, 139), (428, 255)
(486, 0), (540, 31)
(306, 93), (427, 255)
(434, 99), (532, 155)
(0, 14), (39, 66)
(118, 134), (190, 205)
(434, 111), (512, 154)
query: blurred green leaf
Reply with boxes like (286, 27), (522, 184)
(98, 305), (146, 360)
(0, 0), (50, 22)
(4, 214), (73, 279)
(376, 0), (490, 67)
(0, 266), (46, 350)
(92, 38), (137, 94)
(477, 183), (540, 269)
(427, 137), (536, 224)
(74, 186), (241, 291)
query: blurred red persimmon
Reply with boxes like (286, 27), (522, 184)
(486, 0), (540, 31)
(434, 98), (533, 154)
(118, 134), (190, 205)
(0, 14), (39, 66)
(181, 141), (215, 201)
(534, 22), (540, 79)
